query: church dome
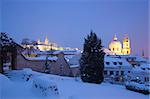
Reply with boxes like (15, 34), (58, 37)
(109, 35), (122, 55)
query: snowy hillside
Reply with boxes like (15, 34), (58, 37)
(0, 69), (148, 99)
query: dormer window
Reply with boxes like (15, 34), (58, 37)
(106, 62), (110, 65)
(118, 62), (122, 65)
(113, 62), (117, 65)
(142, 68), (145, 70)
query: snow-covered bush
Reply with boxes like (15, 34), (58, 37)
(21, 68), (33, 81)
(32, 76), (59, 97)
(125, 82), (150, 95)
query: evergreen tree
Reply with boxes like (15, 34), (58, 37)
(79, 31), (105, 84)
(0, 32), (17, 73)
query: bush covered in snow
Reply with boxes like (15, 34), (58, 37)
(32, 76), (59, 97)
(125, 82), (150, 95)
(22, 68), (33, 81)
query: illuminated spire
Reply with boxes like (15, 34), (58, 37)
(45, 36), (49, 45)
(113, 34), (117, 41)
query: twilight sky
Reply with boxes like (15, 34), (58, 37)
(0, 0), (149, 57)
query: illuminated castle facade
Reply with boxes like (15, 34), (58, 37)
(37, 36), (63, 51)
(109, 34), (131, 55)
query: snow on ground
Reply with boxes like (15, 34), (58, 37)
(0, 69), (149, 99)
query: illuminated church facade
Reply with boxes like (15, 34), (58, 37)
(108, 34), (131, 55)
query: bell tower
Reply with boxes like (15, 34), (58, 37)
(122, 34), (131, 55)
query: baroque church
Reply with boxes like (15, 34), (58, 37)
(108, 34), (131, 55)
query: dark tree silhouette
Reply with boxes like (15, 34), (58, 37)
(80, 31), (105, 84)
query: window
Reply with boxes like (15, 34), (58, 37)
(113, 62), (117, 65)
(106, 62), (110, 65)
(110, 71), (114, 75)
(104, 71), (107, 75)
(144, 77), (149, 82)
(121, 71), (124, 75)
(113, 48), (114, 51)
(128, 71), (130, 73)
(142, 68), (145, 70)
(127, 51), (129, 54)
(145, 77), (147, 82)
(116, 71), (119, 76)
(118, 62), (122, 65)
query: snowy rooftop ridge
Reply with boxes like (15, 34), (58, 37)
(53, 50), (81, 55)
(104, 56), (131, 67)
(23, 55), (58, 61)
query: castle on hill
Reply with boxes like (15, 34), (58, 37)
(37, 36), (63, 51)
(37, 36), (79, 51)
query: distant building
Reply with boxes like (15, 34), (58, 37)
(21, 36), (80, 52)
(37, 36), (63, 51)
(109, 34), (131, 55)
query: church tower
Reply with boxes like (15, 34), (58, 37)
(45, 36), (49, 45)
(122, 34), (131, 55)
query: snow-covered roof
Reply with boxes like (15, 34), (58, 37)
(53, 50), (81, 55)
(70, 64), (79, 68)
(140, 63), (150, 69)
(25, 55), (58, 61)
(103, 48), (115, 55)
(68, 54), (132, 68)
(116, 55), (147, 61)
(131, 63), (150, 74)
(68, 54), (81, 68)
(104, 56), (131, 68)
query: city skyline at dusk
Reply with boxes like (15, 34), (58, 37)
(0, 0), (149, 57)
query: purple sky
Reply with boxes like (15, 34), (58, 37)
(0, 0), (149, 57)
